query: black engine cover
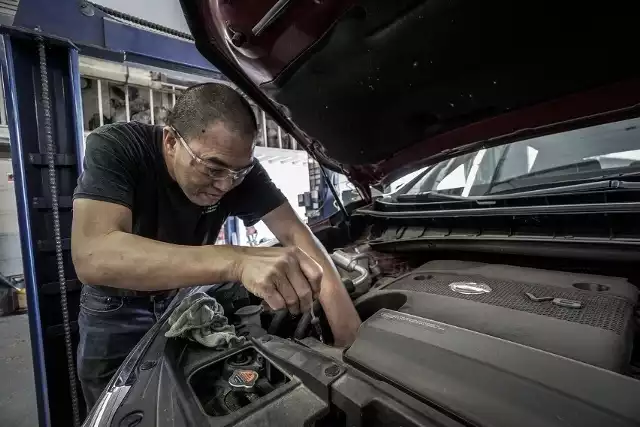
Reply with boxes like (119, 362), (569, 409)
(355, 260), (638, 371)
(345, 309), (640, 427)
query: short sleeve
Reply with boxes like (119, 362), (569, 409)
(226, 162), (287, 226)
(73, 131), (137, 209)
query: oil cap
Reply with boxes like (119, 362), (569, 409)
(228, 369), (259, 391)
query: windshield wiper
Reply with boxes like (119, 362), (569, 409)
(395, 192), (469, 202)
(392, 179), (640, 204)
(488, 162), (640, 193)
(489, 160), (605, 189)
(489, 178), (640, 197)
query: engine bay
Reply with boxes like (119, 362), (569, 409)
(104, 245), (640, 427)
(259, 247), (639, 373)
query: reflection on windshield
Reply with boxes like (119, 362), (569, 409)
(402, 117), (640, 197)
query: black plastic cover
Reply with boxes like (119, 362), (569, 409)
(345, 309), (640, 427)
(357, 260), (637, 372)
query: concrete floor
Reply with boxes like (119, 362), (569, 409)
(0, 314), (38, 427)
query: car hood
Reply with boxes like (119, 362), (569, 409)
(180, 1), (640, 196)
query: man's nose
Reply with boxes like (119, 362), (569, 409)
(212, 177), (234, 192)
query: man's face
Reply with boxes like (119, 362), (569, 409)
(163, 122), (255, 206)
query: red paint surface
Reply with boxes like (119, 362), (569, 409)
(195, 2), (640, 193)
(204, 0), (354, 84)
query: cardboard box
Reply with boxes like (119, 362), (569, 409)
(16, 288), (27, 310)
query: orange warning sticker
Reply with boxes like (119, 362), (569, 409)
(228, 368), (259, 389)
(239, 370), (257, 383)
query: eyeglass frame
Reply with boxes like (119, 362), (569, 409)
(168, 126), (255, 182)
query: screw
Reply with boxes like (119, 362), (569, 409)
(226, 24), (247, 47)
(324, 364), (340, 377)
(231, 32), (247, 47)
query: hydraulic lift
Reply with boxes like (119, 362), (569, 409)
(0, 2), (235, 425)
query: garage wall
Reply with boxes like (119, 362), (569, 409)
(0, 158), (22, 276)
(236, 149), (310, 246)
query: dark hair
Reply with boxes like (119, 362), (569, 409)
(166, 83), (257, 142)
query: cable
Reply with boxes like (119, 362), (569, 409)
(36, 36), (81, 427)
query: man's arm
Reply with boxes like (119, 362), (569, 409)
(72, 198), (324, 314)
(71, 198), (240, 290)
(262, 203), (361, 346)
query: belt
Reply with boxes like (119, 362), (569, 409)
(86, 284), (178, 299)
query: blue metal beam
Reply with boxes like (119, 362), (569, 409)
(0, 29), (88, 426)
(14, 0), (221, 76)
(0, 34), (51, 427)
(102, 19), (213, 72)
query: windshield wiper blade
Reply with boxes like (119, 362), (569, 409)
(489, 160), (606, 189)
(391, 179), (640, 205)
(489, 179), (640, 197)
(395, 192), (469, 202)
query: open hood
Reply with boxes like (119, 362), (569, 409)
(180, 0), (640, 195)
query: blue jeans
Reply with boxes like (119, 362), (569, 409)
(76, 285), (175, 411)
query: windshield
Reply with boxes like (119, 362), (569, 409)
(402, 117), (640, 197)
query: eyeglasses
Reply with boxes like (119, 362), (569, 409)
(170, 126), (255, 182)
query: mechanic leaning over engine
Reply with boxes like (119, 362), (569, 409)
(71, 82), (361, 410)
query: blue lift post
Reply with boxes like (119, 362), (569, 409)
(0, 28), (86, 427)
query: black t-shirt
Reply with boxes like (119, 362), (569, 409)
(74, 122), (286, 246)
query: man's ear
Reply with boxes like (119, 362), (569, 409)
(162, 127), (178, 154)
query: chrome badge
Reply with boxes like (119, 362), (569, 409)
(449, 282), (492, 295)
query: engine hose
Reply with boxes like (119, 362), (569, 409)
(293, 300), (321, 340)
(36, 37), (81, 427)
(293, 312), (312, 340)
(267, 309), (288, 335)
(331, 250), (370, 289)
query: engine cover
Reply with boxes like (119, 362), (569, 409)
(345, 309), (640, 427)
(355, 260), (638, 371)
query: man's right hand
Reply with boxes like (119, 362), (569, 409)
(234, 246), (322, 315)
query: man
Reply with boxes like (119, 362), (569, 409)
(71, 83), (361, 409)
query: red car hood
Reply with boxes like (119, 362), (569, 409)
(180, 1), (640, 197)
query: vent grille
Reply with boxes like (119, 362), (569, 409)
(0, 0), (18, 14)
(386, 273), (633, 335)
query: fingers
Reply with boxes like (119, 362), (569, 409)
(261, 285), (286, 312)
(294, 249), (323, 298)
(285, 260), (313, 314)
(274, 273), (301, 315)
(244, 246), (323, 316)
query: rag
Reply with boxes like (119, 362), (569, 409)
(165, 292), (245, 348)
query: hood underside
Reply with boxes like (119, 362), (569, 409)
(181, 0), (640, 191)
